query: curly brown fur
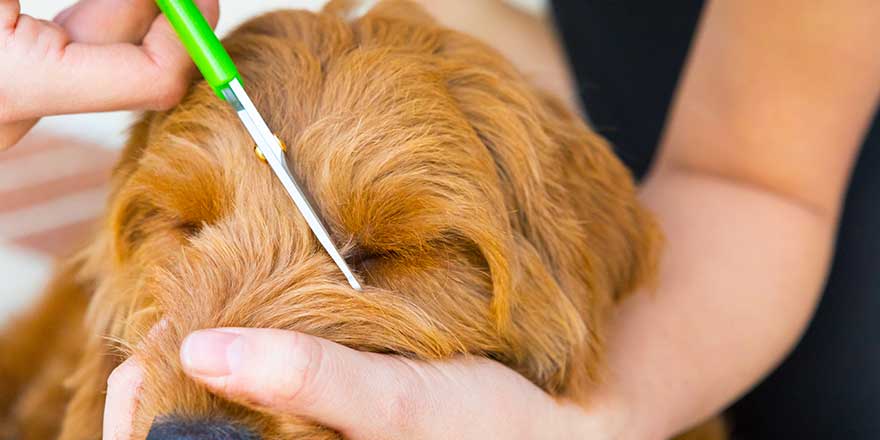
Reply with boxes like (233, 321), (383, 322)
(1, 2), (723, 439)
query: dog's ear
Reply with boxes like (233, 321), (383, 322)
(439, 33), (662, 395)
(78, 108), (202, 337)
(94, 112), (171, 265)
(76, 113), (156, 276)
(535, 95), (664, 302)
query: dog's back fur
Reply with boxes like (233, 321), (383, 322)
(1, 2), (724, 439)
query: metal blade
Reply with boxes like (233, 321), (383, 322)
(222, 79), (362, 291)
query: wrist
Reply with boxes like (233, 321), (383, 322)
(557, 384), (668, 440)
(549, 396), (631, 440)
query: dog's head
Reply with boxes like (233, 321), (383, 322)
(75, 2), (660, 438)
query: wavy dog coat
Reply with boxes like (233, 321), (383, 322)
(0, 2), (723, 439)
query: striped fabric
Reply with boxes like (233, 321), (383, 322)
(0, 132), (117, 320)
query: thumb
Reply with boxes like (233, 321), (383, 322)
(180, 328), (431, 440)
(23, 0), (220, 118)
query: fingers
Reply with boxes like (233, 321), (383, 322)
(102, 321), (167, 440)
(87, 0), (220, 110)
(12, 0), (219, 118)
(1, 0), (219, 124)
(0, 0), (19, 32)
(138, 0), (220, 88)
(180, 328), (430, 439)
(103, 358), (144, 440)
(54, 0), (159, 44)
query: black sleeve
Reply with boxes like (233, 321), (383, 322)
(550, 0), (703, 180)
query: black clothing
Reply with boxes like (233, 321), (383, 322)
(551, 1), (880, 438)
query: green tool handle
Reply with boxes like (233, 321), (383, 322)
(155, 0), (241, 97)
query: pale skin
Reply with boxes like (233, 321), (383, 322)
(2, 0), (879, 439)
(0, 0), (220, 149)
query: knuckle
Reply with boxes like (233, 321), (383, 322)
(273, 333), (326, 409)
(217, 375), (246, 401)
(38, 19), (68, 50)
(150, 76), (188, 110)
(383, 363), (428, 435)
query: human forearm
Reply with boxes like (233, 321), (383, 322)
(593, 1), (880, 436)
(598, 168), (836, 439)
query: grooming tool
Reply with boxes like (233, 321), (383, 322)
(155, 0), (362, 291)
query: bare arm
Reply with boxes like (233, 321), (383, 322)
(419, 0), (880, 438)
(606, 0), (879, 437)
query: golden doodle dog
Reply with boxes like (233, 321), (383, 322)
(0, 2), (724, 439)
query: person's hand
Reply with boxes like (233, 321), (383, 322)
(105, 328), (635, 440)
(0, 0), (219, 150)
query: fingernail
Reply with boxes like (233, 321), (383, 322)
(180, 330), (243, 377)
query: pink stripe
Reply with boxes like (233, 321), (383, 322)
(0, 168), (112, 214)
(13, 217), (99, 257)
(0, 135), (70, 161)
